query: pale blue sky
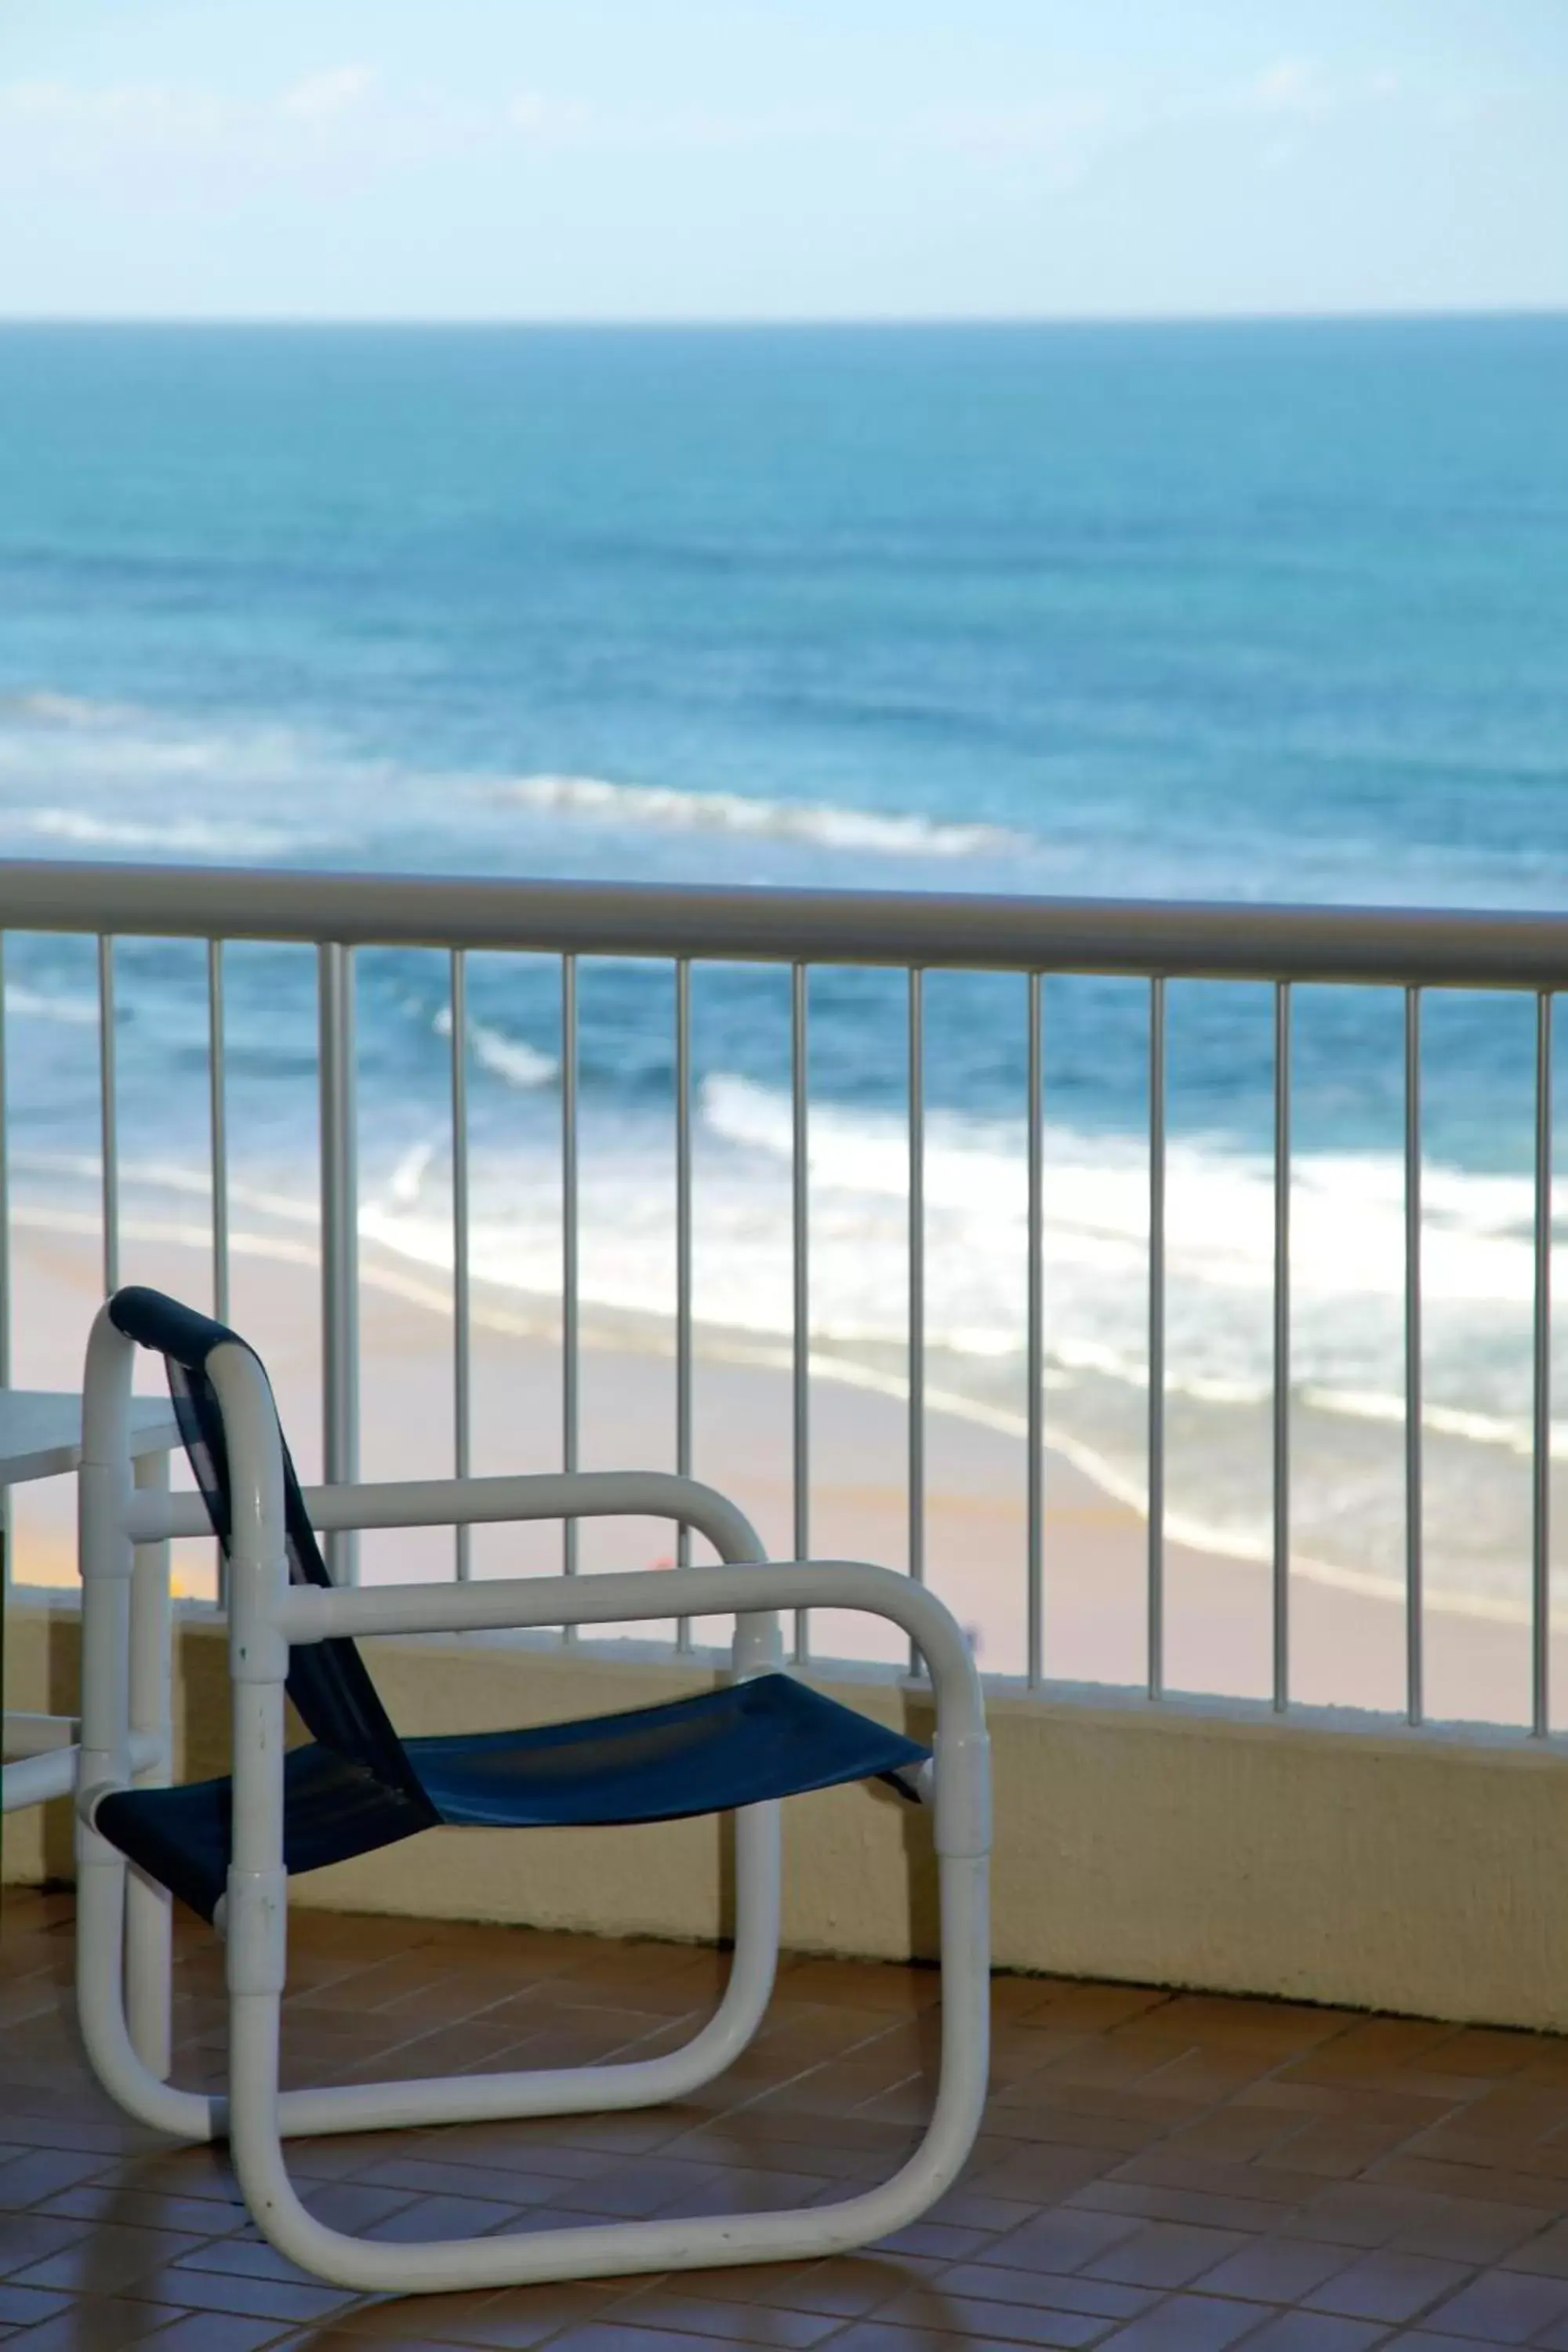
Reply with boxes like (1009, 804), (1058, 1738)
(2, 0), (1565, 321)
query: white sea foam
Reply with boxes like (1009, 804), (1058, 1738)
(2, 693), (1019, 869)
(13, 808), (292, 857)
(497, 773), (1021, 860)
(4, 985), (101, 1027)
(696, 1072), (1567, 1439)
(432, 1005), (557, 1089)
(1, 691), (140, 729)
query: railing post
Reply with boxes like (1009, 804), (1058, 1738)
(1272, 981), (1292, 1712)
(99, 935), (119, 1296)
(907, 968), (926, 1679)
(451, 949), (473, 1581)
(318, 942), (360, 1584)
(1534, 990), (1554, 1738)
(1025, 971), (1044, 1690)
(1147, 976), (1167, 1700)
(208, 940), (230, 1326)
(675, 958), (695, 1646)
(792, 962), (811, 1663)
(1404, 986), (1423, 1726)
(561, 953), (579, 1619)
(0, 932), (9, 1597)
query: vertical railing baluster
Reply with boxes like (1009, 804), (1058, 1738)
(792, 963), (810, 1662)
(207, 939), (231, 1610)
(1148, 976), (1167, 1700)
(318, 942), (360, 1584)
(1272, 980), (1292, 1713)
(675, 958), (694, 1648)
(1026, 971), (1044, 1689)
(1404, 986), (1423, 1726)
(207, 941), (230, 1326)
(561, 953), (579, 1623)
(450, 950), (473, 1581)
(0, 935), (9, 1595)
(909, 969), (926, 1675)
(1534, 990), (1554, 1738)
(98, 935), (118, 1295)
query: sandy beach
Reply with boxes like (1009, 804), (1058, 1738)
(5, 1210), (1560, 1729)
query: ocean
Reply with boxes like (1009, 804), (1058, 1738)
(2, 317), (1567, 1627)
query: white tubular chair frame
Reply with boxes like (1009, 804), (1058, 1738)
(6, 1434), (175, 2081)
(75, 1302), (992, 2295)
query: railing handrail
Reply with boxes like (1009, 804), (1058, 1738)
(4, 858), (1568, 988)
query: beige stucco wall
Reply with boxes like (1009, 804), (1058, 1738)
(7, 1598), (1567, 2031)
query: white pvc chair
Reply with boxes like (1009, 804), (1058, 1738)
(5, 1447), (175, 2082)
(74, 1293), (993, 2296)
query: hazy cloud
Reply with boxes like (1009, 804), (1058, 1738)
(279, 66), (375, 122)
(0, 79), (227, 135)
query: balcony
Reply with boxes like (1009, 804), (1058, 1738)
(5, 858), (1568, 2343)
(12, 1884), (1568, 2351)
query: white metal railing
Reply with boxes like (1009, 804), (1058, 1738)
(2, 857), (1566, 1730)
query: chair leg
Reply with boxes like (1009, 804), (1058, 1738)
(126, 1451), (173, 2082)
(228, 1836), (991, 2295)
(75, 1831), (220, 2142)
(221, 1593), (992, 2293)
(267, 1798), (783, 2139)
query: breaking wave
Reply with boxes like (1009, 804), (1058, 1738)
(497, 772), (1022, 860)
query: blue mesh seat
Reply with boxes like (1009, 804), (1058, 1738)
(94, 1287), (927, 1924)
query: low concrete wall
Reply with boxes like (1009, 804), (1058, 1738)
(8, 1599), (1567, 2030)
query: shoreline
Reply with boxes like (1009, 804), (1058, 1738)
(5, 1214), (1563, 1723)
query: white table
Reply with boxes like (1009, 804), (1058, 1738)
(3, 1388), (181, 1789)
(0, 1390), (180, 1487)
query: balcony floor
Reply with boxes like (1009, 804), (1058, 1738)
(6, 1893), (1568, 2349)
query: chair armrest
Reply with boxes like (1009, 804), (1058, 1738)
(126, 1468), (764, 1568)
(276, 1557), (984, 1736)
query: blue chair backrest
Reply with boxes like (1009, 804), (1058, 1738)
(108, 1287), (430, 1810)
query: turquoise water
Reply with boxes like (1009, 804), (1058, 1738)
(2, 318), (1567, 1617)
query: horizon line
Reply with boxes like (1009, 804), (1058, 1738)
(1, 301), (1566, 333)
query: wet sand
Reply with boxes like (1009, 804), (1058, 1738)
(4, 1214), (1559, 1726)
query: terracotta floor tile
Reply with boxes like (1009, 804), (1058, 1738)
(0, 2216), (90, 2280)
(1419, 2264), (1568, 2339)
(665, 2253), (933, 2318)
(1274, 2183), (1455, 2247)
(123, 2315), (299, 2352)
(550, 2326), (795, 2352)
(1080, 2222), (1253, 2291)
(1391, 2201), (1552, 2266)
(800, 2325), (1095, 2352)
(330, 2281), (628, 2344)
(15, 1888), (1568, 2349)
(271, 2336), (484, 2352)
(606, 2287), (842, 2344)
(1093, 2295), (1261, 2349)
(34, 2182), (247, 2238)
(7, 2220), (209, 2295)
(1385, 2336), (1523, 2351)
(862, 2285), (1109, 2346)
(1071, 2178), (1304, 2234)
(975, 2207), (1144, 2276)
(1232, 2317), (1386, 2351)
(0, 2152), (116, 2211)
(937, 2265), (1156, 2321)
(137, 2260), (358, 2326)
(1299, 2246), (1473, 2323)
(0, 2285), (71, 2329)
(361, 2194), (536, 2243)
(1374, 2155), (1568, 2212)
(0, 2294), (190, 2350)
(1192, 2236), (1358, 2304)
